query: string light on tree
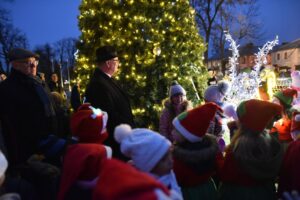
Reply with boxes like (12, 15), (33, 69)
(76, 0), (207, 128)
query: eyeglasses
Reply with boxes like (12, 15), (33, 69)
(16, 60), (39, 68)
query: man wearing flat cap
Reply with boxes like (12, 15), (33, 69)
(0, 48), (57, 171)
(85, 45), (135, 161)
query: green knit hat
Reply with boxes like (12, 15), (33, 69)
(273, 88), (297, 109)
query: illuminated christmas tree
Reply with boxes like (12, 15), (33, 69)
(76, 0), (207, 128)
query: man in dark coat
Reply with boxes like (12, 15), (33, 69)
(0, 48), (57, 170)
(85, 46), (135, 161)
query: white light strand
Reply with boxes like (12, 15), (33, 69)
(224, 32), (258, 106)
(224, 33), (279, 106)
(224, 31), (239, 80)
(253, 36), (279, 74)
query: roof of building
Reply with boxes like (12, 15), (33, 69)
(272, 38), (300, 52)
(208, 43), (260, 61)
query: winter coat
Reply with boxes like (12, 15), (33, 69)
(85, 68), (135, 160)
(173, 134), (223, 200)
(278, 139), (300, 197)
(219, 133), (283, 200)
(159, 99), (192, 142)
(0, 69), (57, 168)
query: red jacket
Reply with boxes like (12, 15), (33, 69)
(278, 139), (300, 196)
(173, 152), (224, 187)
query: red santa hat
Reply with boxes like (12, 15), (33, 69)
(172, 103), (223, 142)
(57, 143), (111, 200)
(237, 99), (283, 132)
(93, 159), (173, 200)
(70, 103), (108, 144)
(291, 111), (300, 140)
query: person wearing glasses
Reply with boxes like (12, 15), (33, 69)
(0, 48), (57, 171)
(85, 46), (135, 161)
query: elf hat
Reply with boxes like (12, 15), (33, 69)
(237, 99), (283, 132)
(114, 124), (171, 172)
(273, 88), (297, 109)
(169, 81), (186, 98)
(93, 158), (172, 200)
(291, 111), (300, 140)
(57, 143), (112, 200)
(172, 102), (223, 142)
(70, 103), (108, 144)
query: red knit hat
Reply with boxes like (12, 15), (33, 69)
(291, 111), (300, 140)
(172, 103), (223, 142)
(70, 103), (108, 144)
(93, 159), (171, 200)
(237, 99), (283, 132)
(57, 143), (111, 200)
(273, 88), (297, 109)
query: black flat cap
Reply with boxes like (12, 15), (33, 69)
(8, 48), (40, 62)
(96, 46), (118, 63)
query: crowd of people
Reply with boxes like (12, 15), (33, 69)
(0, 46), (299, 200)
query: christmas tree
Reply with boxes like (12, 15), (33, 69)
(76, 0), (207, 129)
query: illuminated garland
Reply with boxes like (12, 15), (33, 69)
(225, 32), (279, 106)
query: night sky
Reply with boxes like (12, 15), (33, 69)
(1, 0), (300, 48)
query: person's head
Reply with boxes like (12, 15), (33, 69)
(172, 103), (223, 143)
(51, 73), (58, 83)
(114, 124), (172, 176)
(93, 159), (173, 200)
(208, 68), (215, 77)
(169, 81), (186, 105)
(37, 72), (45, 81)
(204, 81), (230, 104)
(272, 88), (297, 110)
(50, 92), (65, 111)
(70, 103), (109, 144)
(95, 46), (119, 76)
(0, 73), (7, 81)
(58, 143), (111, 200)
(237, 99), (283, 133)
(8, 48), (39, 76)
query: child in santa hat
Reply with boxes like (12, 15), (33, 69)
(57, 143), (111, 200)
(70, 103), (110, 146)
(278, 111), (300, 198)
(114, 124), (182, 198)
(93, 158), (182, 200)
(270, 88), (297, 151)
(159, 81), (192, 142)
(171, 102), (224, 200)
(219, 99), (284, 200)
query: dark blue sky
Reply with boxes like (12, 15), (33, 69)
(1, 0), (300, 48)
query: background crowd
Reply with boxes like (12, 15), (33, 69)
(0, 46), (299, 200)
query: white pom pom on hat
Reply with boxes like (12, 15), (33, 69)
(0, 151), (8, 178)
(114, 124), (133, 143)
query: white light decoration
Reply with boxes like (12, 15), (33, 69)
(224, 32), (279, 106)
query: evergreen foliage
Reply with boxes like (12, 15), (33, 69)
(76, 0), (207, 129)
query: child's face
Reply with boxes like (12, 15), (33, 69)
(151, 149), (173, 176)
(171, 94), (185, 105)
